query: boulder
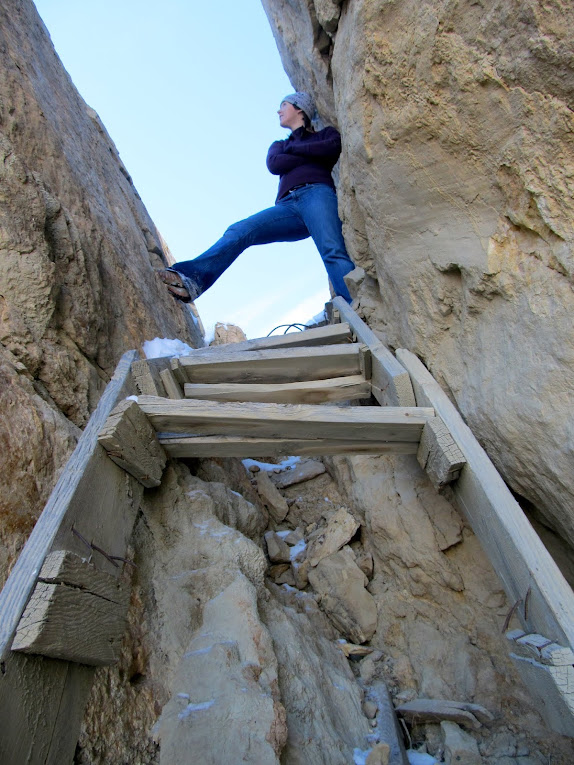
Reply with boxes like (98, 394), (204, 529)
(308, 546), (377, 643)
(155, 576), (286, 765)
(270, 458), (326, 489)
(441, 721), (482, 765)
(255, 471), (289, 523)
(264, 531), (292, 564)
(306, 507), (360, 567)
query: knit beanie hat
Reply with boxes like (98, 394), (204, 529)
(282, 92), (316, 122)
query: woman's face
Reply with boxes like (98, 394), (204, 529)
(278, 101), (304, 130)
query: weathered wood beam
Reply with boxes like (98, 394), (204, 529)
(160, 434), (420, 459)
(506, 630), (574, 737)
(183, 375), (371, 405)
(174, 343), (365, 384)
(417, 416), (466, 489)
(12, 551), (129, 666)
(98, 399), (167, 487)
(131, 357), (168, 396)
(179, 322), (353, 357)
(137, 395), (434, 441)
(159, 366), (184, 399)
(331, 297), (415, 406)
(396, 348), (574, 736)
(0, 349), (141, 765)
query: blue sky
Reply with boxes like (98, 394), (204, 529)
(33, 0), (331, 340)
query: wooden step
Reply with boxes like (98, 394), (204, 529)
(331, 297), (415, 407)
(183, 375), (371, 405)
(136, 395), (434, 442)
(131, 322), (353, 396)
(159, 434), (420, 458)
(173, 343), (370, 385)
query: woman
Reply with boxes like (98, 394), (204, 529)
(158, 92), (355, 304)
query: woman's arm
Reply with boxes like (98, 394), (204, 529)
(283, 127), (342, 161)
(266, 141), (307, 175)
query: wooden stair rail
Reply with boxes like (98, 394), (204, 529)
(395, 348), (574, 735)
(0, 350), (142, 765)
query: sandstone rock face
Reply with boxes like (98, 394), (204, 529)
(0, 0), (203, 585)
(261, 0), (574, 547)
(262, 585), (372, 765)
(308, 545), (377, 643)
(155, 575), (284, 765)
(78, 462), (378, 763)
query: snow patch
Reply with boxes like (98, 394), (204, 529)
(143, 337), (195, 359)
(178, 700), (215, 719)
(407, 751), (440, 765)
(289, 539), (306, 560)
(242, 456), (301, 474)
(125, 395), (139, 402)
(353, 749), (372, 765)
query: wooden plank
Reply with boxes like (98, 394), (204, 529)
(35, 549), (128, 602)
(396, 348), (574, 649)
(0, 349), (140, 657)
(159, 366), (184, 399)
(169, 322), (353, 359)
(13, 579), (127, 666)
(131, 357), (167, 396)
(176, 344), (364, 384)
(331, 297), (415, 406)
(507, 631), (574, 736)
(417, 416), (466, 489)
(0, 653), (94, 765)
(98, 399), (167, 487)
(160, 434), (419, 458)
(183, 376), (372, 404)
(0, 350), (141, 764)
(137, 395), (434, 441)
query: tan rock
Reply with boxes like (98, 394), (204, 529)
(155, 576), (285, 764)
(256, 471), (289, 523)
(308, 546), (377, 643)
(261, 592), (371, 763)
(210, 322), (247, 346)
(270, 458), (326, 489)
(441, 721), (482, 765)
(366, 742), (390, 765)
(269, 564), (290, 580)
(0, 0), (202, 587)
(283, 527), (304, 546)
(291, 557), (311, 590)
(396, 699), (490, 730)
(307, 507), (361, 567)
(351, 543), (374, 580)
(263, 0), (574, 551)
(264, 531), (292, 564)
(275, 568), (296, 587)
(363, 700), (378, 719)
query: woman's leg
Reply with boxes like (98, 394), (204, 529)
(294, 184), (355, 303)
(170, 202), (309, 298)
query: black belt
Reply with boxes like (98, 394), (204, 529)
(287, 183), (317, 194)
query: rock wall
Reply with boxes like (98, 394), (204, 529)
(261, 0), (574, 548)
(0, 0), (202, 584)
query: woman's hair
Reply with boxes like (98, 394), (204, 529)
(300, 109), (312, 130)
(293, 106), (312, 130)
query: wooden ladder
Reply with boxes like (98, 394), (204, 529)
(114, 304), (463, 488)
(1, 299), (573, 764)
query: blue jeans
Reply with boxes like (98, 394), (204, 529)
(172, 183), (355, 303)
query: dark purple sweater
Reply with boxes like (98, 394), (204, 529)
(266, 126), (341, 202)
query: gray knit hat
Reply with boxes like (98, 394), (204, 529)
(282, 92), (316, 122)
